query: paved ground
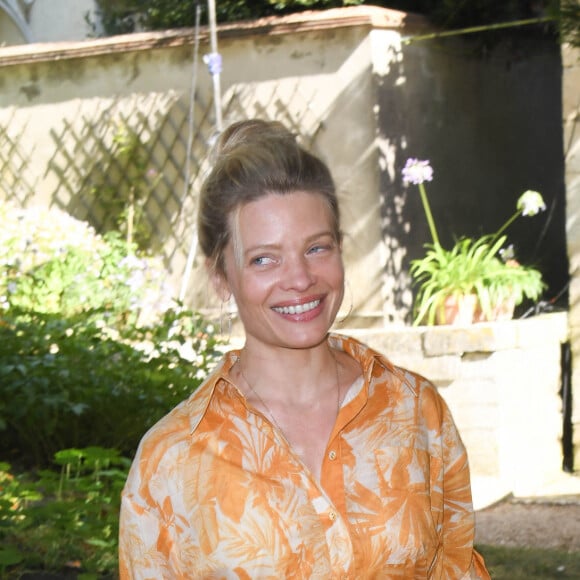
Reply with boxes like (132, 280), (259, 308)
(475, 495), (580, 551)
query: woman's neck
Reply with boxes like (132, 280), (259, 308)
(236, 337), (340, 405)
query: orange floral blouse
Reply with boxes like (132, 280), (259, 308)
(119, 334), (490, 579)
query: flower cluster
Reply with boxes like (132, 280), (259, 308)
(0, 200), (174, 323)
(402, 158), (434, 185)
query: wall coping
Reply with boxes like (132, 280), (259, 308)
(0, 6), (429, 68)
(344, 311), (569, 357)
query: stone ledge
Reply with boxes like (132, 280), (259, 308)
(0, 6), (429, 68)
(343, 311), (568, 359)
(422, 312), (568, 356)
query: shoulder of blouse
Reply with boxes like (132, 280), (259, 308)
(330, 332), (435, 399)
(133, 350), (239, 450)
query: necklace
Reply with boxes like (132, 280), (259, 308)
(239, 351), (341, 438)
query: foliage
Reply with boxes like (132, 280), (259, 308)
(0, 201), (172, 326)
(88, 0), (579, 48)
(0, 448), (129, 578)
(404, 159), (546, 325)
(88, 0), (308, 32)
(0, 202), (223, 466)
(410, 236), (545, 326)
(555, 0), (580, 47)
(0, 306), (222, 467)
(87, 121), (160, 251)
(0, 200), (224, 576)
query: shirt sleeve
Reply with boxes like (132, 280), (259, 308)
(119, 488), (182, 580)
(119, 447), (191, 580)
(428, 388), (491, 579)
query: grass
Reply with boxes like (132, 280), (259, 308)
(478, 545), (580, 579)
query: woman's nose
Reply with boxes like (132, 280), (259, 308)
(281, 255), (315, 291)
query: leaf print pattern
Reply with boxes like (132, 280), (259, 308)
(119, 334), (490, 579)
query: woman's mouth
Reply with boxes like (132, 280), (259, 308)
(272, 299), (321, 315)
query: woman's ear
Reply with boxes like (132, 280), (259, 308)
(207, 259), (232, 302)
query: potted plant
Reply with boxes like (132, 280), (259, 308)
(403, 158), (546, 326)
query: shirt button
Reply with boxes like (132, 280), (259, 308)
(328, 450), (337, 460)
(329, 511), (337, 521)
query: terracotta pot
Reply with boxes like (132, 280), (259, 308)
(473, 295), (516, 323)
(436, 293), (477, 325)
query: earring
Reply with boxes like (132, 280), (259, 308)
(219, 295), (236, 341)
(337, 280), (353, 324)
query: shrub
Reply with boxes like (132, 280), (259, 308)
(0, 201), (172, 326)
(1, 448), (129, 578)
(0, 306), (221, 467)
(0, 202), (223, 467)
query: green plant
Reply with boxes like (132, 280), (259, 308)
(0, 306), (222, 467)
(0, 448), (130, 578)
(0, 202), (223, 466)
(404, 159), (546, 325)
(88, 0), (352, 33)
(88, 121), (160, 251)
(0, 201), (172, 326)
(477, 544), (580, 579)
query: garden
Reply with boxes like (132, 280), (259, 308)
(0, 201), (224, 578)
(1, 200), (578, 579)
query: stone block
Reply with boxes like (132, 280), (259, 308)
(421, 323), (518, 356)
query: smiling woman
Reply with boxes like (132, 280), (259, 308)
(218, 191), (345, 353)
(119, 118), (491, 579)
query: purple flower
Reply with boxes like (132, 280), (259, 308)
(402, 158), (434, 185)
(203, 52), (222, 76)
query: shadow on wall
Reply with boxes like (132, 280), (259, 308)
(47, 92), (217, 269)
(376, 30), (569, 324)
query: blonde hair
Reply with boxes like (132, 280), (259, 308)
(197, 119), (341, 275)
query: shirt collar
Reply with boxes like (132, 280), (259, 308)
(187, 333), (416, 436)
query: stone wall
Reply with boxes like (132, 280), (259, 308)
(563, 44), (580, 471)
(343, 312), (569, 502)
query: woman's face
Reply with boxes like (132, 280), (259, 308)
(218, 191), (344, 352)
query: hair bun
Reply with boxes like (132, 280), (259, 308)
(214, 119), (297, 158)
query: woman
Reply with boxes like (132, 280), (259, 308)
(119, 119), (490, 579)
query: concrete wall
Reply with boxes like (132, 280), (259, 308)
(374, 32), (567, 324)
(0, 8), (568, 326)
(0, 8), (425, 322)
(0, 0), (97, 45)
(563, 44), (580, 469)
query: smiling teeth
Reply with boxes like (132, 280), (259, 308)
(274, 299), (320, 315)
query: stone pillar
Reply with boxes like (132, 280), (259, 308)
(563, 43), (580, 469)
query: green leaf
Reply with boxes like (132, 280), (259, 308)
(0, 547), (24, 566)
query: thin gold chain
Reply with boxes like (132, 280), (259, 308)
(239, 351), (341, 437)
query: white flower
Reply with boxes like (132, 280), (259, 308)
(517, 190), (546, 216)
(402, 158), (434, 185)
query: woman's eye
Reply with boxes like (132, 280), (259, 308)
(307, 244), (330, 255)
(251, 256), (274, 266)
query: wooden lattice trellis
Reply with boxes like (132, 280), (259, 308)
(0, 118), (37, 207)
(1, 77), (328, 305)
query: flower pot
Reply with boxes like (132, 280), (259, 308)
(436, 293), (477, 326)
(473, 295), (516, 323)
